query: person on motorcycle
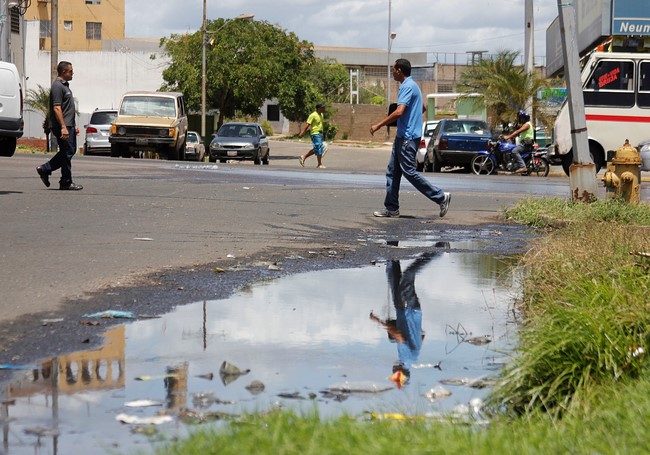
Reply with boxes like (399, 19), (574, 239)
(502, 110), (534, 174)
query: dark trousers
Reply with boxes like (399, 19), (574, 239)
(42, 127), (77, 186)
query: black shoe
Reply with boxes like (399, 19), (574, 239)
(36, 166), (50, 187)
(59, 182), (83, 191)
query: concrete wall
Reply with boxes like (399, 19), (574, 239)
(22, 21), (167, 140)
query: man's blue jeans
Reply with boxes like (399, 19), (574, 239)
(383, 136), (445, 211)
(42, 127), (77, 186)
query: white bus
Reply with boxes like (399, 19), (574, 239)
(549, 52), (650, 174)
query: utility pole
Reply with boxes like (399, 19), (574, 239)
(524, 0), (534, 116)
(556, 0), (597, 202)
(0, 0), (9, 61)
(51, 0), (58, 81)
(386, 0), (392, 106)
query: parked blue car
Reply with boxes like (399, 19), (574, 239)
(423, 119), (491, 172)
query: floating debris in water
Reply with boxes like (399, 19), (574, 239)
(424, 386), (452, 401)
(124, 400), (163, 408)
(116, 414), (173, 425)
(326, 381), (393, 394)
(219, 361), (250, 385)
(245, 380), (265, 394)
(465, 335), (491, 345)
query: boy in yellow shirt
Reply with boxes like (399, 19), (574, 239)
(298, 103), (326, 168)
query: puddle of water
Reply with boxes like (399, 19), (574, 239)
(0, 241), (521, 454)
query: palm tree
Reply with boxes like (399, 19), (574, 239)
(25, 85), (52, 152)
(456, 50), (550, 132)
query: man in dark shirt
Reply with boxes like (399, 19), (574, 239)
(36, 61), (83, 191)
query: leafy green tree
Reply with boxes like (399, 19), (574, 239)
(456, 50), (549, 130)
(160, 19), (309, 130)
(275, 57), (348, 125)
(25, 85), (52, 151)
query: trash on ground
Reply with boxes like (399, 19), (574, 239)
(82, 310), (135, 319)
(0, 364), (40, 370)
(41, 318), (64, 325)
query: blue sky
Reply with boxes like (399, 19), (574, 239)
(125, 0), (558, 61)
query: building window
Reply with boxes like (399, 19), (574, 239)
(86, 22), (102, 40)
(64, 21), (73, 31)
(267, 104), (280, 122)
(10, 8), (19, 34)
(638, 62), (650, 108)
(39, 20), (51, 38)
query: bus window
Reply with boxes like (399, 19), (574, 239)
(638, 61), (650, 108)
(584, 60), (634, 108)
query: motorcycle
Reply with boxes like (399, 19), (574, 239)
(470, 137), (550, 176)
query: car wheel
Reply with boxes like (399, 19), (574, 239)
(219, 159), (227, 163)
(0, 137), (16, 157)
(168, 144), (179, 160)
(432, 153), (442, 173)
(253, 150), (261, 165)
(110, 143), (122, 158)
(262, 149), (269, 165)
(208, 155), (216, 163)
(561, 145), (603, 176)
(83, 143), (88, 156)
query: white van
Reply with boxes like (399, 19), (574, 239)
(549, 52), (650, 174)
(0, 62), (23, 157)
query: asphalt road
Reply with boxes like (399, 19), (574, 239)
(0, 139), (578, 366)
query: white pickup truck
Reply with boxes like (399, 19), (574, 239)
(0, 61), (23, 157)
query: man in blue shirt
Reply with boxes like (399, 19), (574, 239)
(370, 59), (450, 218)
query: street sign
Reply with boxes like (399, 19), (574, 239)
(612, 0), (650, 35)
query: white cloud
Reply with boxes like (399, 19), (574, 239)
(125, 0), (558, 60)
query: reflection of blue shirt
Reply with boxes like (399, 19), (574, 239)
(395, 306), (422, 370)
(396, 76), (423, 140)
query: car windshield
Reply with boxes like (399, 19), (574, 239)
(218, 125), (257, 138)
(90, 112), (117, 124)
(187, 132), (199, 142)
(119, 96), (176, 117)
(443, 121), (489, 134)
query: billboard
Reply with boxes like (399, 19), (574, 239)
(546, 0), (612, 76)
(546, 0), (650, 76)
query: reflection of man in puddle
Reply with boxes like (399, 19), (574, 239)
(370, 251), (440, 388)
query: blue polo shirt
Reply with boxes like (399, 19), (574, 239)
(396, 76), (423, 140)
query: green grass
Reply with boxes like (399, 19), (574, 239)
(155, 198), (650, 454)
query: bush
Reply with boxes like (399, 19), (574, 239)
(260, 120), (275, 137)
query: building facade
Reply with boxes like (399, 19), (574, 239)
(23, 0), (125, 52)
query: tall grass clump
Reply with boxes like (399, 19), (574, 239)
(491, 199), (650, 418)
